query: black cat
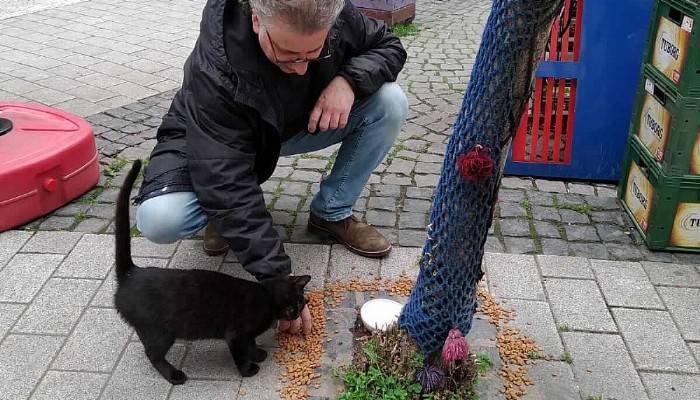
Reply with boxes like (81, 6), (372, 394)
(114, 160), (310, 384)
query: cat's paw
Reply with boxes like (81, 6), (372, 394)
(253, 348), (268, 362)
(168, 369), (187, 385)
(240, 363), (260, 377)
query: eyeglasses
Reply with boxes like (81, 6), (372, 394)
(264, 30), (332, 65)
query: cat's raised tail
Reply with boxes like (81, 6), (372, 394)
(115, 159), (142, 282)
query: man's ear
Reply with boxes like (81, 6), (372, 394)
(251, 11), (261, 34)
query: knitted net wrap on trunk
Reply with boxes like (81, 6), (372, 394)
(399, 0), (565, 353)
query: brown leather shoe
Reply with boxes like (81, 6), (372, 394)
(203, 223), (229, 256)
(307, 213), (392, 258)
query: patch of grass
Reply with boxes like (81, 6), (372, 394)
(391, 22), (422, 38)
(130, 226), (141, 237)
(79, 186), (105, 205)
(561, 352), (573, 364)
(527, 351), (546, 360)
(557, 324), (571, 332)
(341, 326), (478, 400)
(520, 198), (543, 253)
(386, 142), (407, 165)
(552, 220), (568, 241)
(557, 203), (593, 214)
(585, 395), (604, 400)
(475, 352), (493, 374)
(73, 212), (87, 225)
(519, 199), (533, 215)
(102, 157), (129, 177)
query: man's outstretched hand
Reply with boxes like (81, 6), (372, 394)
(277, 303), (312, 336)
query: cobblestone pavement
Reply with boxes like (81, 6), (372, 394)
(1, 0), (699, 399)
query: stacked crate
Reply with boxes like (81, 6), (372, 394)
(619, 0), (700, 252)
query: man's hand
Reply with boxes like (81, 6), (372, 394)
(277, 304), (312, 336)
(308, 76), (355, 133)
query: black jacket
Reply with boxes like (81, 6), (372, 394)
(136, 0), (406, 280)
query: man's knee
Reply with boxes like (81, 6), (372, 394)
(136, 192), (200, 244)
(374, 82), (409, 129)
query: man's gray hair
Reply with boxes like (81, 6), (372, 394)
(249, 0), (345, 33)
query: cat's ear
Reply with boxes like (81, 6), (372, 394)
(292, 275), (312, 289)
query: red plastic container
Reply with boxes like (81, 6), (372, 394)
(0, 102), (100, 231)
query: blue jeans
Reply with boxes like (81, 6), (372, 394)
(136, 82), (408, 244)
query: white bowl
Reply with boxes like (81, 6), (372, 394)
(360, 298), (404, 332)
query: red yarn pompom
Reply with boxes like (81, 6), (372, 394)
(457, 145), (494, 183)
(441, 328), (469, 364)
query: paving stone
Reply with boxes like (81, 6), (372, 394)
(562, 332), (648, 400)
(0, 335), (64, 400)
(406, 187), (434, 199)
(38, 216), (75, 230)
(31, 371), (108, 400)
(591, 260), (663, 308)
(398, 230), (427, 247)
(380, 246), (422, 279)
(289, 170), (322, 182)
(499, 201), (527, 218)
(500, 218), (531, 237)
(101, 342), (187, 400)
(503, 237), (536, 254)
(590, 210), (627, 225)
(329, 245), (380, 281)
(541, 238), (570, 256)
(370, 184), (399, 197)
(657, 287), (700, 341)
(642, 262), (700, 287)
(296, 158), (328, 170)
(52, 307), (132, 372)
(545, 279), (616, 332)
(502, 299), (563, 355)
(13, 278), (100, 335)
(532, 206), (561, 221)
(365, 210), (396, 227)
(689, 342), (700, 363)
(85, 205), (115, 220)
(535, 180), (567, 193)
(0, 303), (25, 339)
(273, 195), (302, 211)
(56, 234), (114, 279)
(279, 181), (310, 196)
(568, 243), (610, 260)
(640, 372), (700, 400)
(564, 225), (599, 242)
(606, 243), (644, 261)
(501, 177), (533, 189)
(130, 237), (178, 258)
(612, 308), (697, 372)
(584, 195), (620, 210)
(556, 193), (585, 205)
(415, 162), (441, 174)
(20, 231), (82, 254)
(558, 209), (589, 224)
(385, 158), (416, 174)
(528, 191), (555, 206)
(398, 212), (427, 229)
(567, 183), (595, 195)
(483, 253), (544, 301)
(534, 221), (562, 239)
(537, 254), (593, 279)
(595, 224), (632, 243)
(497, 188), (526, 202)
(367, 196), (397, 211)
(74, 218), (110, 233)
(522, 361), (580, 400)
(413, 174), (438, 187)
(180, 340), (242, 380)
(403, 198), (432, 213)
(237, 355), (282, 399)
(169, 380), (240, 400)
(285, 243), (330, 291)
(483, 236), (503, 253)
(168, 240), (223, 271)
(0, 253), (63, 302)
(672, 252), (700, 265)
